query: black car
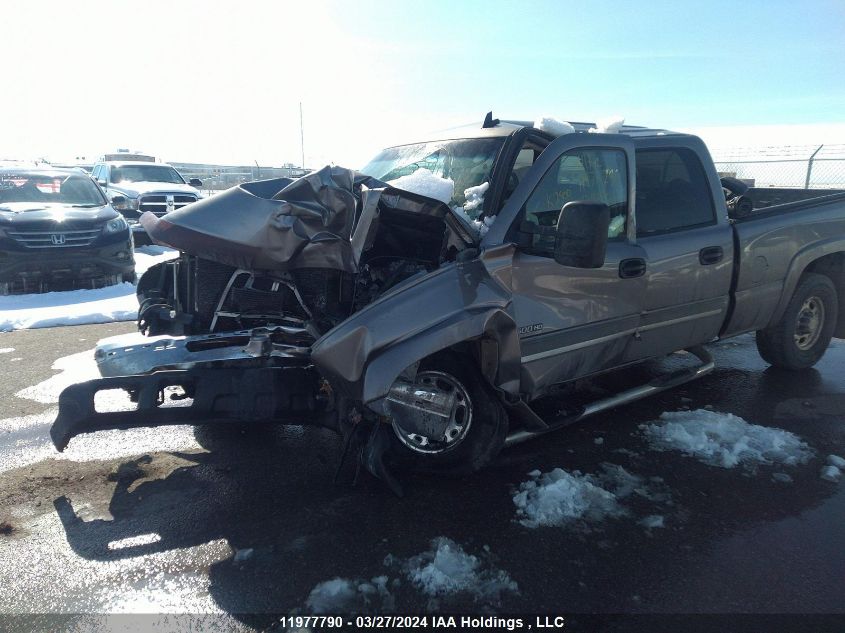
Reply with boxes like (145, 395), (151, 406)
(0, 168), (134, 294)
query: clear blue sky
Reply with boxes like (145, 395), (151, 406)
(5, 0), (844, 166)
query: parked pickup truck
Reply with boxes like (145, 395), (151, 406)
(91, 161), (203, 245)
(51, 115), (845, 491)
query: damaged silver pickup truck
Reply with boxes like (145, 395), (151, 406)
(52, 115), (845, 492)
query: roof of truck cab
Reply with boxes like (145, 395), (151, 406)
(398, 120), (690, 145)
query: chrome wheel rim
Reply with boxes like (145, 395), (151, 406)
(390, 371), (473, 454)
(794, 296), (825, 351)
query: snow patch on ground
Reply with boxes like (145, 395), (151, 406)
(0, 247), (178, 331)
(821, 465), (842, 482)
(0, 347), (13, 353)
(15, 349), (100, 404)
(534, 117), (576, 136)
(386, 168), (454, 205)
(404, 537), (517, 606)
(14, 345), (137, 411)
(827, 454), (845, 469)
(305, 539), (518, 613)
(589, 116), (625, 134)
(641, 409), (813, 470)
(306, 576), (395, 614)
(638, 515), (665, 529)
(513, 463), (669, 529)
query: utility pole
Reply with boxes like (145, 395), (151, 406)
(299, 102), (305, 170)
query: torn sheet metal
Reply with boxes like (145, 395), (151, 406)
(140, 166), (473, 273)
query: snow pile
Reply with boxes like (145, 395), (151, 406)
(534, 117), (576, 136)
(306, 576), (395, 614)
(513, 463), (666, 528)
(462, 181), (489, 213)
(641, 410), (814, 470)
(403, 537), (517, 606)
(0, 246), (177, 331)
(821, 454), (845, 482)
(386, 168), (454, 205)
(638, 515), (665, 529)
(828, 454), (845, 468)
(608, 214), (626, 237)
(0, 348), (13, 353)
(589, 116), (625, 134)
(450, 182), (497, 238)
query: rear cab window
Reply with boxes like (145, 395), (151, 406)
(635, 148), (715, 235)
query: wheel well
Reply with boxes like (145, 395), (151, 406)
(805, 252), (845, 338)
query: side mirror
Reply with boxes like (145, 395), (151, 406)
(111, 195), (126, 206)
(97, 178), (108, 188)
(188, 178), (203, 187)
(554, 201), (610, 268)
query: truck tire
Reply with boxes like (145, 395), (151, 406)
(386, 353), (509, 475)
(756, 272), (838, 370)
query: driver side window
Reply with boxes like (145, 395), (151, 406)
(521, 148), (628, 255)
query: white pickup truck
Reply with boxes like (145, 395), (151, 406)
(91, 160), (203, 244)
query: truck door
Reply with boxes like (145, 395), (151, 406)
(625, 142), (734, 361)
(500, 134), (647, 396)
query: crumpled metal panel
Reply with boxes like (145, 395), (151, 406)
(140, 166), (471, 273)
(311, 245), (522, 404)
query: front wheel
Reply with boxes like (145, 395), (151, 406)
(386, 353), (508, 475)
(756, 272), (838, 370)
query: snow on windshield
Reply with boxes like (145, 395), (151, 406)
(361, 137), (504, 211)
(385, 168), (454, 205)
(452, 181), (496, 238)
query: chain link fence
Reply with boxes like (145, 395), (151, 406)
(711, 144), (845, 189)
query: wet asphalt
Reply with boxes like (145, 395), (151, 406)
(0, 324), (843, 630)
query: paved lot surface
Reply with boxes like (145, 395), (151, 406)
(0, 323), (843, 630)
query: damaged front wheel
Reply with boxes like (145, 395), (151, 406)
(385, 354), (508, 475)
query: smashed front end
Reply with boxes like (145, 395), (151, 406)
(50, 166), (486, 461)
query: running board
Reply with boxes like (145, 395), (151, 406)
(504, 346), (715, 447)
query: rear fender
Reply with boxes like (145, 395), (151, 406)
(769, 239), (845, 334)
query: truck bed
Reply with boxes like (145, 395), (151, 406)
(723, 191), (845, 337)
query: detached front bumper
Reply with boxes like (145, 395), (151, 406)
(51, 327), (335, 451)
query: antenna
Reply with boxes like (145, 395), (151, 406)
(482, 111), (500, 128)
(299, 102), (305, 169)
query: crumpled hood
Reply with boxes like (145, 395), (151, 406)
(110, 181), (201, 198)
(140, 165), (475, 272)
(0, 202), (117, 226)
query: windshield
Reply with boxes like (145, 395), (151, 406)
(0, 172), (106, 206)
(110, 165), (185, 184)
(360, 138), (504, 218)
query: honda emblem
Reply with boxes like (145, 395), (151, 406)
(51, 234), (66, 245)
